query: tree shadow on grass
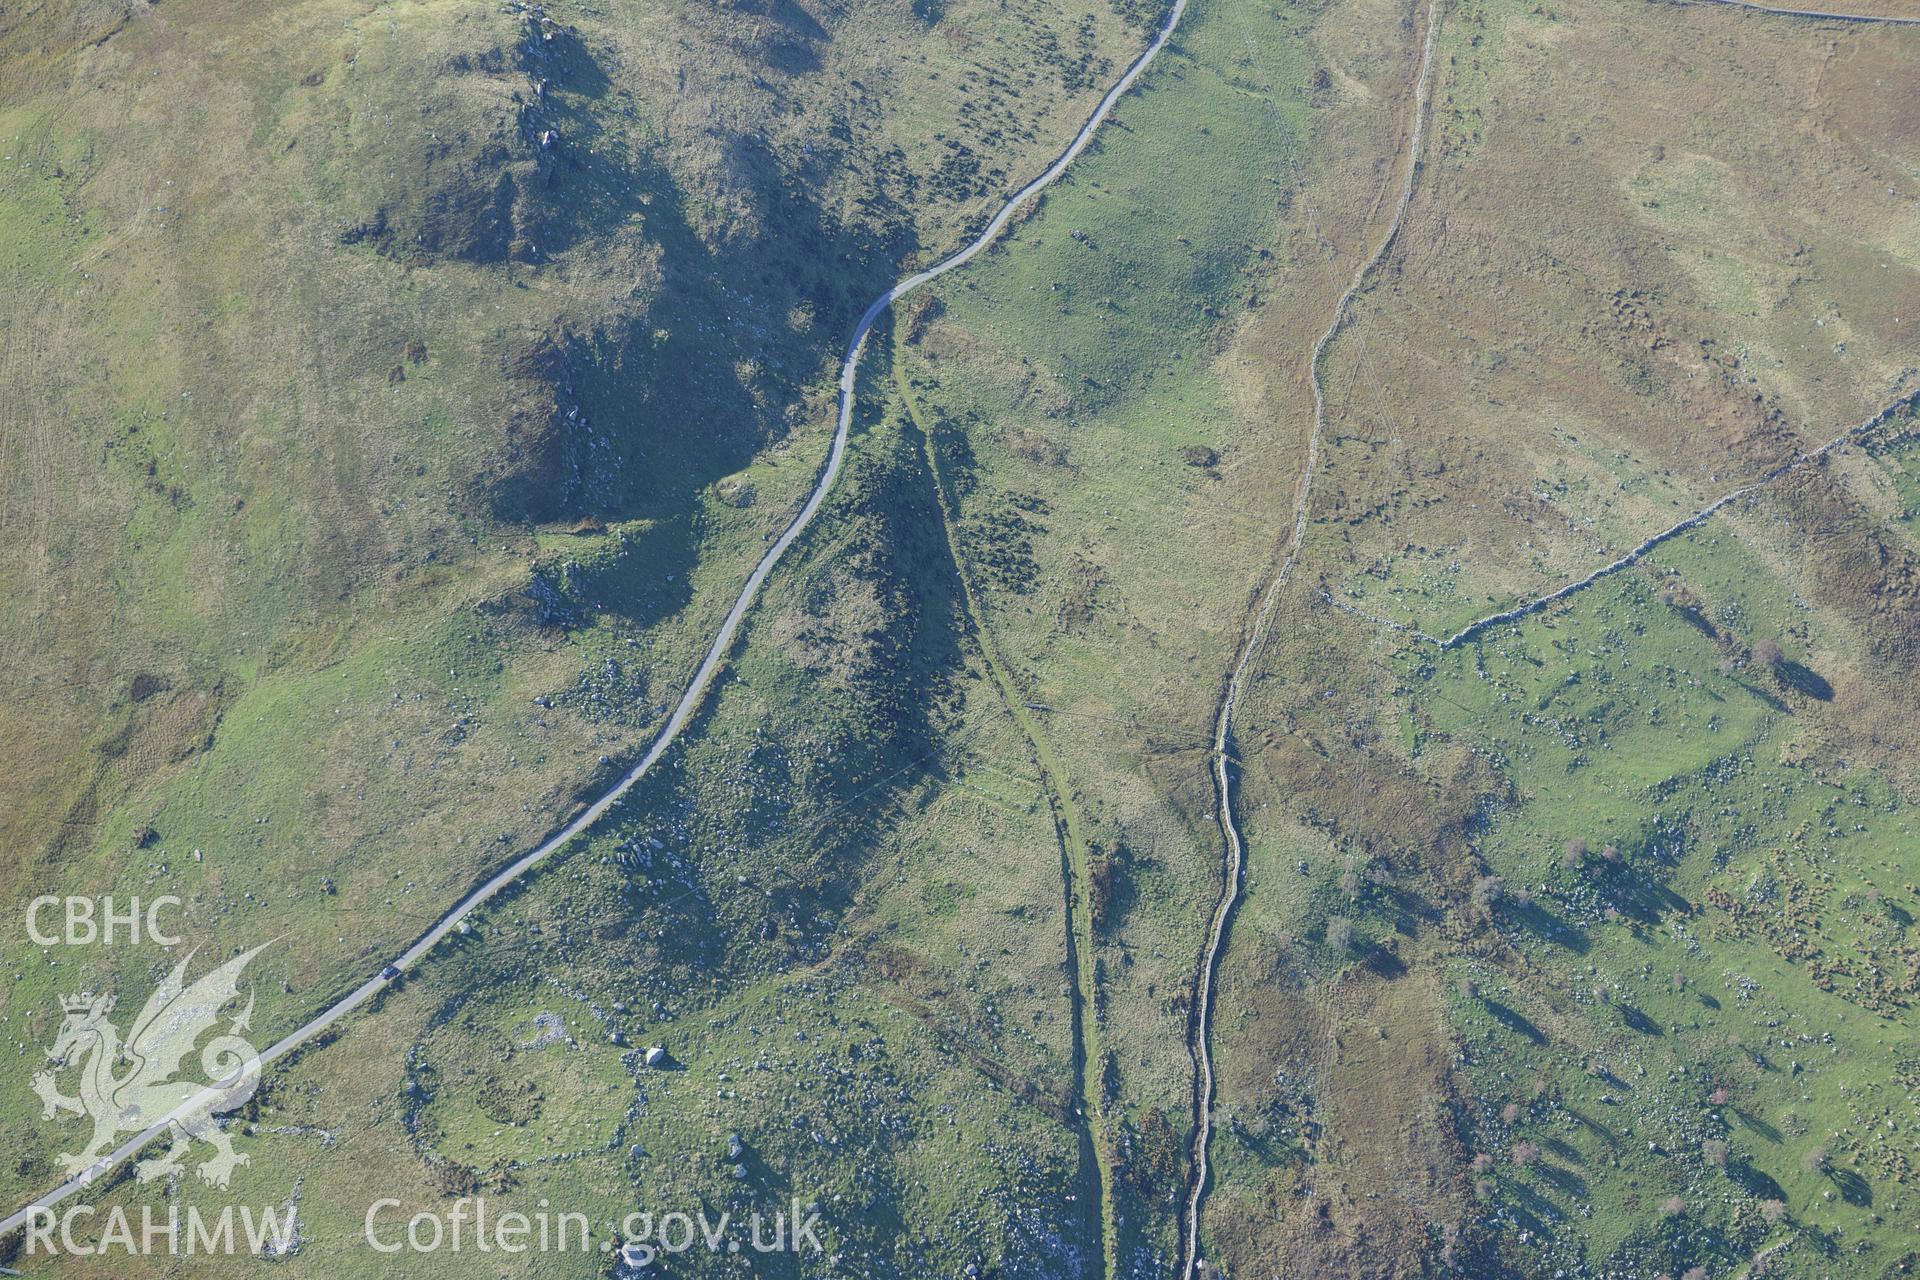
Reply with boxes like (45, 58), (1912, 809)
(1503, 1177), (1563, 1233)
(1362, 944), (1407, 978)
(1726, 1157), (1785, 1202)
(1533, 1160), (1588, 1200)
(1508, 899), (1591, 955)
(1561, 1107), (1618, 1145)
(1231, 1123), (1297, 1169)
(1374, 881), (1443, 935)
(1776, 662), (1833, 702)
(1734, 679), (1790, 714)
(1671, 603), (1719, 641)
(1617, 1004), (1661, 1036)
(1484, 999), (1547, 1045)
(1830, 1168), (1872, 1208)
(1597, 865), (1689, 927)
(1734, 1108), (1782, 1144)
(1542, 1137), (1584, 1165)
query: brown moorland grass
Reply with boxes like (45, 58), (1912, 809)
(1310, 0), (1920, 635)
(1205, 0), (1919, 1271)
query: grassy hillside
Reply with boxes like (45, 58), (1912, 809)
(0, 0), (1407, 1270)
(0, 0), (1149, 1229)
(3, 0), (1917, 1274)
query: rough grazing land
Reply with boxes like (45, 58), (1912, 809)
(1, 0), (1916, 1275)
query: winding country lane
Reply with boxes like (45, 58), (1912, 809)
(1179, 0), (1443, 1272)
(0, 0), (1193, 1238)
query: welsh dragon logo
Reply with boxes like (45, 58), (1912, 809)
(32, 944), (266, 1189)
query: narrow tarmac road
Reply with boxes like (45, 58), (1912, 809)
(0, 0), (1192, 1238)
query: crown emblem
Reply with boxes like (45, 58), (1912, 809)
(58, 992), (113, 1017)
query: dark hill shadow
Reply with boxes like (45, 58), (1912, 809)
(498, 130), (909, 634)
